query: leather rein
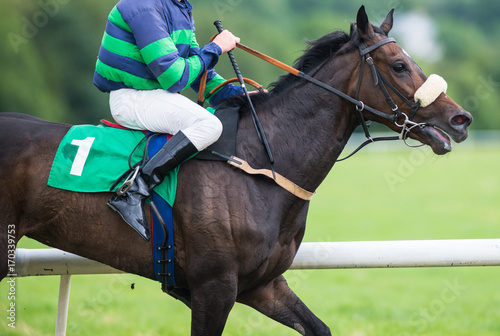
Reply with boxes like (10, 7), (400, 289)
(235, 38), (427, 161)
(199, 37), (429, 201)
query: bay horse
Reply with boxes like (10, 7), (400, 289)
(0, 7), (471, 336)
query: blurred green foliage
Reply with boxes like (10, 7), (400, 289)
(1, 0), (499, 128)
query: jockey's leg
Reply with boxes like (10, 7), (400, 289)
(107, 89), (222, 241)
(109, 88), (222, 151)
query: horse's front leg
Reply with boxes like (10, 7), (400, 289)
(189, 273), (238, 336)
(238, 275), (332, 336)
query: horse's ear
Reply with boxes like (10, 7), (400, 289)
(380, 8), (395, 35)
(356, 5), (374, 40)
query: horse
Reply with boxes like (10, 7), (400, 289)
(0, 6), (472, 336)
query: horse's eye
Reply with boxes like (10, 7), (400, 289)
(392, 62), (407, 73)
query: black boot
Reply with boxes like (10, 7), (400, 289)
(108, 175), (151, 240)
(108, 132), (198, 241)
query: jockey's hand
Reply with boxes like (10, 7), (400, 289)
(213, 30), (240, 54)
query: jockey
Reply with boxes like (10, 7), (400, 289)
(93, 0), (244, 241)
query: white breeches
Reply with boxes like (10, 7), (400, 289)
(109, 89), (222, 151)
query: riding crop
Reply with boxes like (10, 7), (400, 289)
(214, 20), (275, 169)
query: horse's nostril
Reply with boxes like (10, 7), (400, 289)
(451, 114), (471, 127)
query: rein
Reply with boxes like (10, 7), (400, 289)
(234, 39), (428, 161)
(200, 35), (446, 201)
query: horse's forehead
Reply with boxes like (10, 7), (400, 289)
(401, 48), (412, 59)
(388, 43), (422, 67)
(376, 41), (426, 83)
(377, 41), (413, 60)
(400, 48), (423, 72)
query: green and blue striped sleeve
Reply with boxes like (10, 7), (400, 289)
(126, 9), (222, 92)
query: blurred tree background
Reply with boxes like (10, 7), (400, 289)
(1, 0), (499, 129)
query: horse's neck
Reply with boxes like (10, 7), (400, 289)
(238, 82), (358, 193)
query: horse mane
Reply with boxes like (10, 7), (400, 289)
(220, 23), (386, 108)
(269, 29), (352, 95)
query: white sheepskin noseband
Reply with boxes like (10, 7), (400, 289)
(414, 74), (448, 108)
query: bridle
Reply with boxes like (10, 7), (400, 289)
(227, 37), (442, 161)
(338, 37), (426, 160)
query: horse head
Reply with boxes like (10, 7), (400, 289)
(346, 6), (472, 155)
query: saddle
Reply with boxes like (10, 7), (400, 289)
(100, 105), (240, 162)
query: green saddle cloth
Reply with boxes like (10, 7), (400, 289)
(47, 125), (178, 207)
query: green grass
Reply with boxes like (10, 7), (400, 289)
(1, 145), (499, 335)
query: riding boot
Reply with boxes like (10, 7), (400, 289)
(108, 175), (151, 241)
(108, 132), (198, 241)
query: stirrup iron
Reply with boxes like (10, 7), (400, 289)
(116, 166), (140, 196)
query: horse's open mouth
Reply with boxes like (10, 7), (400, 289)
(421, 125), (453, 154)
